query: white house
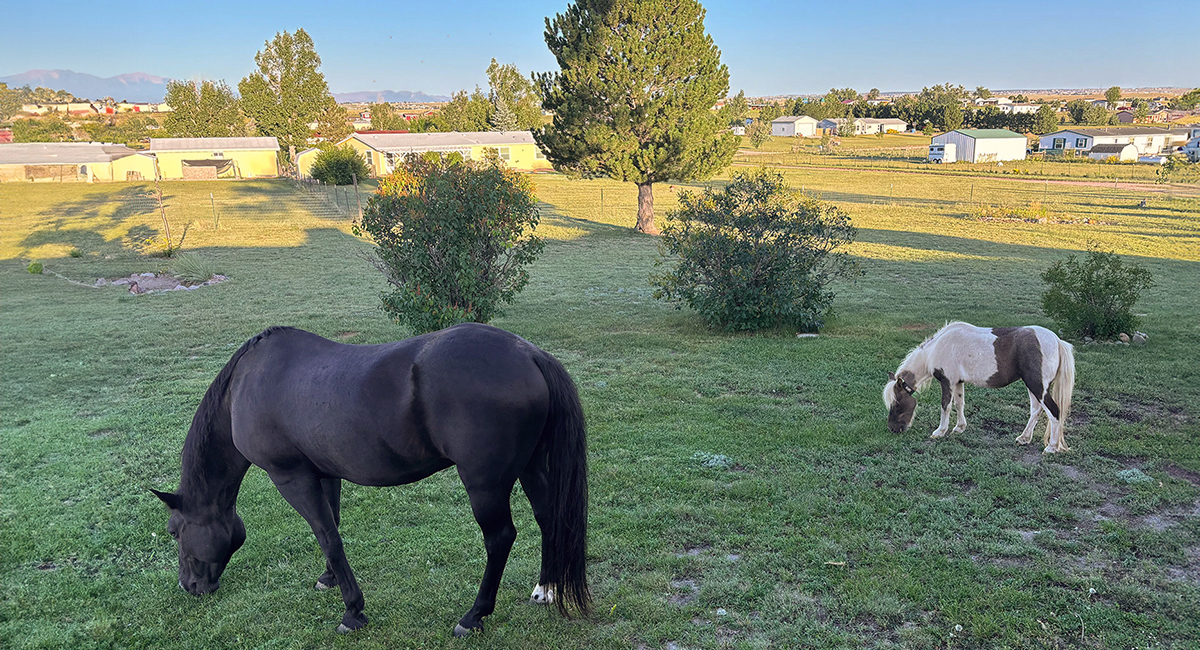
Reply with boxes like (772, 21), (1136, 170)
(1039, 128), (1176, 155)
(999, 103), (1040, 115)
(859, 118), (908, 134)
(1087, 143), (1138, 162)
(930, 129), (1027, 163)
(771, 116), (819, 137)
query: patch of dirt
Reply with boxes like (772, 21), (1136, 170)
(669, 579), (699, 606)
(1164, 547), (1200, 587)
(675, 544), (711, 558)
(1163, 463), (1200, 487)
(94, 272), (228, 295)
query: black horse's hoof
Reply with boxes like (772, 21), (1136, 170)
(453, 624), (479, 638)
(337, 613), (367, 633)
(315, 580), (335, 591)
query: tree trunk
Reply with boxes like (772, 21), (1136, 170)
(635, 182), (659, 234)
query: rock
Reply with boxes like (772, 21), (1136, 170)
(139, 272), (156, 278)
(94, 278), (108, 287)
(796, 333), (818, 338)
(1118, 333), (1130, 343)
(1083, 336), (1094, 343)
(128, 282), (144, 295)
(112, 278), (130, 286)
(1132, 332), (1148, 346)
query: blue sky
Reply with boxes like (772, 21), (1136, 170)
(2, 0), (1195, 96)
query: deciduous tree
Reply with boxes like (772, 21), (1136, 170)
(486, 59), (542, 131)
(440, 88), (492, 132)
(1033, 104), (1059, 134)
(163, 79), (246, 138)
(1104, 86), (1121, 105)
(535, 0), (738, 234)
(239, 29), (337, 161)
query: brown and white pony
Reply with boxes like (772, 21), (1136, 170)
(884, 322), (1076, 453)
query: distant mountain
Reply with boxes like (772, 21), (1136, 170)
(333, 90), (450, 104)
(0, 69), (170, 103)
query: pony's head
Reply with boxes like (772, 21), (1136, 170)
(884, 371), (918, 433)
(151, 489), (245, 595)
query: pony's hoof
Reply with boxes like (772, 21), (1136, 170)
(453, 624), (478, 638)
(952, 426), (966, 434)
(315, 580), (333, 591)
(336, 624), (354, 634)
(1016, 435), (1032, 445)
(529, 584), (555, 605)
(930, 430), (947, 439)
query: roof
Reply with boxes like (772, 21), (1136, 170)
(771, 116), (818, 124)
(347, 131), (537, 151)
(1089, 144), (1136, 154)
(149, 137), (280, 152)
(0, 142), (149, 165)
(952, 129), (1026, 139)
(1043, 127), (1176, 139)
(860, 118), (907, 125)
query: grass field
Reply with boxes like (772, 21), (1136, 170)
(2, 164), (1198, 650)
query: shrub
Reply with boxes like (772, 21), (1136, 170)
(27, 261), (43, 274)
(650, 168), (860, 333)
(310, 145), (370, 185)
(1041, 248), (1154, 339)
(170, 253), (217, 284)
(356, 152), (544, 333)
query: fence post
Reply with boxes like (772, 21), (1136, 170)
(210, 192), (219, 230)
(352, 173), (363, 219)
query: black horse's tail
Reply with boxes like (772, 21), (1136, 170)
(531, 350), (592, 618)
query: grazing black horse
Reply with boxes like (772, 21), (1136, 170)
(152, 323), (590, 636)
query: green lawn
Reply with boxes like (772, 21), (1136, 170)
(2, 169), (1198, 650)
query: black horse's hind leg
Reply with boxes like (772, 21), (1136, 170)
(454, 480), (518, 637)
(316, 478), (342, 590)
(519, 465), (554, 605)
(269, 472), (368, 633)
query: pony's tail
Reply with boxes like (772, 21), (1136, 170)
(531, 350), (592, 618)
(1047, 338), (1076, 444)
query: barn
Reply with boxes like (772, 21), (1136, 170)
(929, 129), (1027, 163)
(149, 137), (280, 180)
(1088, 143), (1138, 162)
(771, 116), (818, 137)
(0, 142), (157, 183)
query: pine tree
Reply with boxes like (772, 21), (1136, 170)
(486, 59), (542, 131)
(238, 29), (337, 162)
(1033, 104), (1059, 135)
(535, 0), (738, 234)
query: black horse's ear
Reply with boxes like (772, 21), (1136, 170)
(151, 489), (182, 511)
(888, 371), (897, 381)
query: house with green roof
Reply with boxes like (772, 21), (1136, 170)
(929, 129), (1027, 163)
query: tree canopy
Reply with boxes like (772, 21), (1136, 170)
(239, 29), (337, 160)
(486, 59), (542, 131)
(163, 80), (246, 138)
(535, 0), (738, 234)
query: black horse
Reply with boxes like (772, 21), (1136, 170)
(151, 323), (590, 636)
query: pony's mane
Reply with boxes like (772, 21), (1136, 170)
(180, 327), (295, 495)
(885, 322), (969, 407)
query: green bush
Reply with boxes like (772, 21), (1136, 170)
(356, 152), (544, 333)
(26, 261), (43, 274)
(650, 168), (860, 333)
(169, 252), (217, 284)
(310, 145), (370, 185)
(1041, 248), (1154, 339)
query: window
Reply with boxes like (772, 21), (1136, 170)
(212, 151), (224, 158)
(1052, 138), (1065, 149)
(497, 147), (511, 161)
(535, 147), (546, 160)
(1075, 138), (1087, 148)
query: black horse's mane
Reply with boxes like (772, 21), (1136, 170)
(180, 327), (295, 495)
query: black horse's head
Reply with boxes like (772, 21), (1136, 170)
(884, 371), (918, 433)
(151, 489), (245, 595)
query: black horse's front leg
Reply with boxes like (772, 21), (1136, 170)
(270, 472), (367, 633)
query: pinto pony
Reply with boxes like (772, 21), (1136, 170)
(152, 324), (590, 636)
(884, 322), (1075, 453)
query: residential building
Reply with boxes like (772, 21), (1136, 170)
(297, 131), (552, 178)
(929, 129), (1027, 163)
(1038, 128), (1177, 155)
(149, 137), (280, 179)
